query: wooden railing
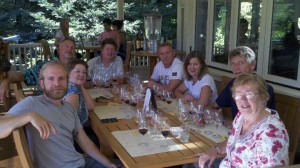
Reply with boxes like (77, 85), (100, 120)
(8, 43), (56, 72)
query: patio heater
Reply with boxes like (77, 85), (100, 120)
(144, 13), (162, 52)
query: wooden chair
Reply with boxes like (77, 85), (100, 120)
(124, 41), (132, 72)
(218, 75), (233, 119)
(13, 126), (34, 168)
(11, 82), (26, 102)
(275, 92), (300, 165)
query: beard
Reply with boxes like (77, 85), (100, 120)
(42, 87), (67, 99)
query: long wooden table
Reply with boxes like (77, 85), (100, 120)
(90, 100), (217, 168)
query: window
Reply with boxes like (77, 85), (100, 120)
(196, 0), (300, 89)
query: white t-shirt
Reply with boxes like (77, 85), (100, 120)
(184, 74), (218, 105)
(151, 58), (183, 85)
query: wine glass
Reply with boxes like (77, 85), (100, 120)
(166, 92), (173, 104)
(203, 109), (214, 135)
(196, 105), (205, 128)
(102, 73), (110, 88)
(129, 95), (138, 107)
(112, 72), (117, 83)
(137, 116), (149, 147)
(177, 98), (188, 125)
(160, 90), (167, 102)
(188, 102), (198, 124)
(159, 120), (170, 149)
(91, 73), (101, 93)
(213, 110), (223, 138)
(111, 83), (119, 96)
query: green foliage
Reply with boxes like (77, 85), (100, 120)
(0, 0), (177, 43)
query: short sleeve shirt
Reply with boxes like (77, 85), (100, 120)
(87, 55), (124, 81)
(184, 74), (218, 105)
(22, 61), (48, 86)
(8, 95), (84, 168)
(151, 58), (183, 85)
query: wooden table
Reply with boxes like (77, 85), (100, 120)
(131, 50), (186, 76)
(90, 100), (216, 168)
(76, 45), (101, 60)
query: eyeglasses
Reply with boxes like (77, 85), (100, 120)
(232, 91), (260, 100)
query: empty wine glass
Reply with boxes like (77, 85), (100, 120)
(213, 109), (223, 138)
(196, 105), (205, 128)
(203, 109), (214, 135)
(177, 98), (188, 125)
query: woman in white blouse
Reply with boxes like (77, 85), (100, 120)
(174, 51), (218, 107)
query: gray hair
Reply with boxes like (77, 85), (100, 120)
(228, 46), (256, 63)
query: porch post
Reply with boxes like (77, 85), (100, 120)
(117, 0), (124, 20)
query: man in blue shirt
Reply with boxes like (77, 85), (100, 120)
(0, 38), (76, 101)
(212, 46), (275, 119)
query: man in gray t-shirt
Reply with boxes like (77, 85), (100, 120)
(0, 61), (117, 168)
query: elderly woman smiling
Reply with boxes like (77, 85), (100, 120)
(197, 74), (289, 168)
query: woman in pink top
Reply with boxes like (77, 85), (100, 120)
(98, 18), (117, 43)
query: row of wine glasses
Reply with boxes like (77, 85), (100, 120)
(136, 109), (171, 149)
(153, 87), (174, 104)
(176, 99), (224, 138)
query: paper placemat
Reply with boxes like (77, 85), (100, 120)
(88, 88), (114, 99)
(94, 103), (127, 119)
(156, 100), (177, 115)
(112, 129), (183, 157)
(188, 123), (230, 143)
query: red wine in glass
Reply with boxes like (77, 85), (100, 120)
(139, 128), (148, 135)
(130, 102), (137, 107)
(125, 99), (130, 104)
(166, 100), (172, 104)
(161, 130), (170, 138)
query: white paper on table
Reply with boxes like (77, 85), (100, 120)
(94, 103), (126, 119)
(112, 129), (183, 157)
(88, 88), (114, 99)
(188, 123), (230, 143)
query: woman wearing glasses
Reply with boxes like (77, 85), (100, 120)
(197, 74), (289, 168)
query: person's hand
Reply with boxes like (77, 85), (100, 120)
(195, 148), (218, 168)
(0, 79), (10, 102)
(29, 112), (57, 139)
(183, 95), (195, 103)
